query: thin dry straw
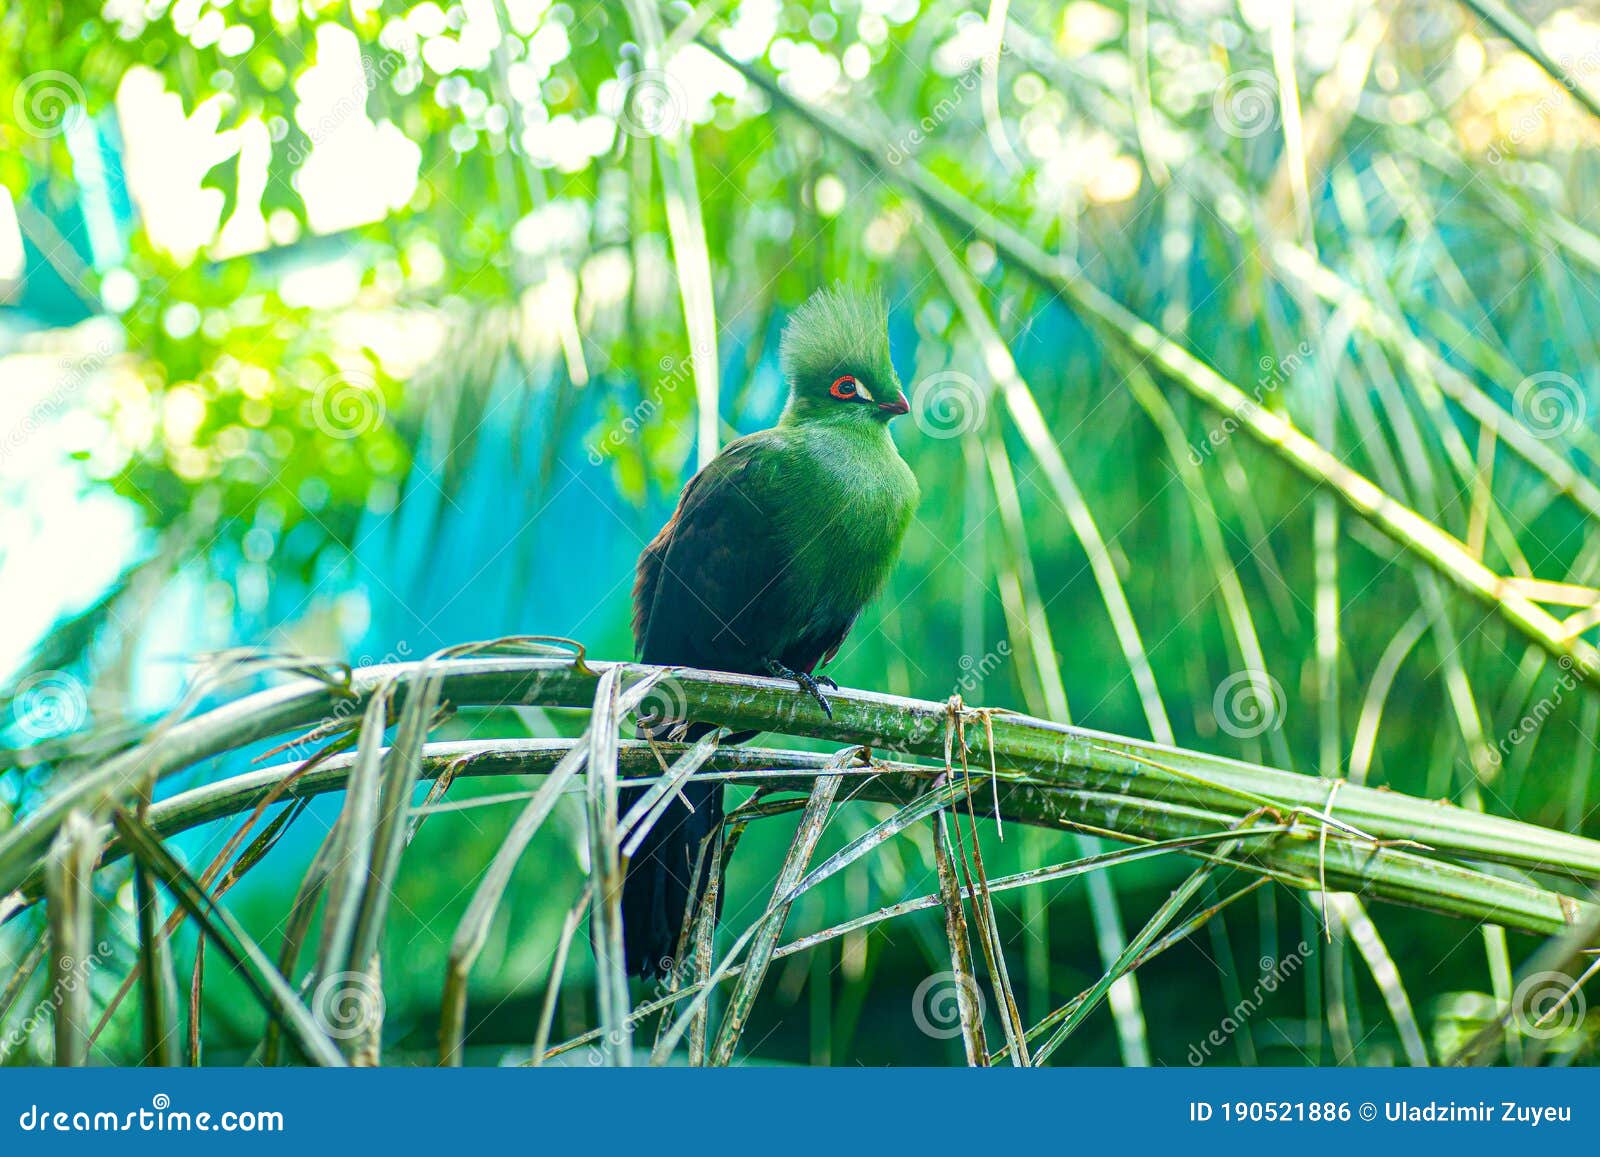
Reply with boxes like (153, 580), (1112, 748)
(530, 883), (590, 1067)
(933, 803), (989, 1065)
(539, 839), (1284, 1064)
(45, 696), (1600, 933)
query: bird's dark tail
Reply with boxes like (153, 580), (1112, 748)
(620, 777), (724, 979)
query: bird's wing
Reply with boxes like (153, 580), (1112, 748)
(631, 530), (669, 651)
(632, 434), (794, 672)
(633, 442), (764, 652)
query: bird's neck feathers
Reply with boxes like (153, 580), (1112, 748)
(778, 409), (899, 455)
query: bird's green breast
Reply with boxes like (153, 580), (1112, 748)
(764, 423), (919, 623)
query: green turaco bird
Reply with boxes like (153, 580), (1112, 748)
(621, 285), (920, 977)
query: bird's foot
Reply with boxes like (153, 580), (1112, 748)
(764, 658), (834, 719)
(814, 675), (838, 690)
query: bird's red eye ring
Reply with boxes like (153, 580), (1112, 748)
(830, 376), (859, 400)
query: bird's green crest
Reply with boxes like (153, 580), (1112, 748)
(778, 284), (902, 422)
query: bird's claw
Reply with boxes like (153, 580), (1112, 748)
(815, 675), (838, 690)
(764, 659), (834, 719)
(804, 676), (834, 720)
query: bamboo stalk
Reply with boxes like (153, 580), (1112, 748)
(8, 658), (1600, 981)
(16, 657), (1600, 892)
(31, 736), (1590, 944)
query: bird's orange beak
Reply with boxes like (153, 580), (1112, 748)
(878, 391), (911, 416)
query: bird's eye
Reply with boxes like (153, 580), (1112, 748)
(830, 375), (873, 401)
